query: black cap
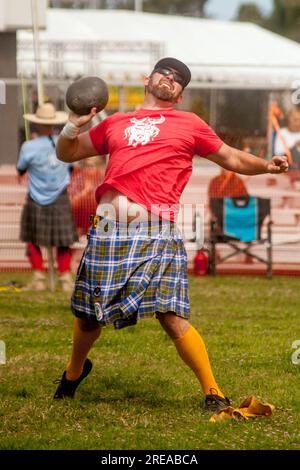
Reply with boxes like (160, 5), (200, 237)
(152, 57), (191, 88)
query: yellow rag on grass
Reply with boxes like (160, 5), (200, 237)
(210, 396), (275, 423)
(0, 286), (22, 293)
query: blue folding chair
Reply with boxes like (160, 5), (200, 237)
(209, 196), (272, 278)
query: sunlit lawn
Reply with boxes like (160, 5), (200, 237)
(0, 273), (299, 450)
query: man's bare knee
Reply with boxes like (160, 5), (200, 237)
(77, 317), (101, 332)
(156, 312), (190, 340)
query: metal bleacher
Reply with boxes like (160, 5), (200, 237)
(0, 170), (29, 270)
(1, 163), (300, 275)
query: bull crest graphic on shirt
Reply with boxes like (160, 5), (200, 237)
(124, 115), (166, 147)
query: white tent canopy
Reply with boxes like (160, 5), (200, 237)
(18, 8), (300, 89)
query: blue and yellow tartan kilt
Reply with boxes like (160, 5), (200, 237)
(71, 217), (190, 329)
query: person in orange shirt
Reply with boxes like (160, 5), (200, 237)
(208, 169), (248, 200)
(70, 157), (105, 236)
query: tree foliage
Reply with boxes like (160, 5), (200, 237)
(50, 0), (208, 17)
(267, 0), (300, 41)
(142, 0), (208, 16)
(236, 4), (264, 25)
(110, 0), (208, 16)
(235, 1), (300, 42)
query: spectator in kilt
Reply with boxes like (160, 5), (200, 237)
(53, 58), (289, 410)
(17, 103), (78, 292)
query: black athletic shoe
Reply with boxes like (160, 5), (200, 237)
(204, 392), (231, 412)
(53, 358), (93, 399)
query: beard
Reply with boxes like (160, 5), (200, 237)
(146, 77), (181, 102)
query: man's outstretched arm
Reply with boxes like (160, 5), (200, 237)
(206, 143), (289, 175)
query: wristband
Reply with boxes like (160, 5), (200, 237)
(61, 121), (80, 140)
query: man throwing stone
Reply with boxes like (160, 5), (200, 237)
(54, 58), (288, 410)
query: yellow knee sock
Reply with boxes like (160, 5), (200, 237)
(173, 325), (224, 397)
(66, 319), (101, 381)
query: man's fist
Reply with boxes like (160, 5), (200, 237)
(69, 108), (98, 128)
(267, 156), (289, 174)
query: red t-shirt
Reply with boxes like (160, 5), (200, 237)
(89, 108), (223, 220)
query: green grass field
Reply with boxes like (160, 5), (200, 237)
(0, 273), (299, 450)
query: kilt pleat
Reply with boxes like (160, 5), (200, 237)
(20, 190), (78, 247)
(71, 218), (190, 328)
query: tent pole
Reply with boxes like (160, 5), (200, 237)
(47, 247), (55, 293)
(209, 88), (217, 129)
(267, 91), (275, 161)
(31, 0), (56, 291)
(21, 72), (30, 142)
(134, 1), (143, 12)
(119, 86), (126, 112)
(31, 0), (44, 106)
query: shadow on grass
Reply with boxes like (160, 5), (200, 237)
(75, 372), (204, 412)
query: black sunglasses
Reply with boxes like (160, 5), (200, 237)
(152, 67), (185, 87)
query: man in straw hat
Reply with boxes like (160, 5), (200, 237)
(17, 102), (78, 292)
(53, 58), (288, 410)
